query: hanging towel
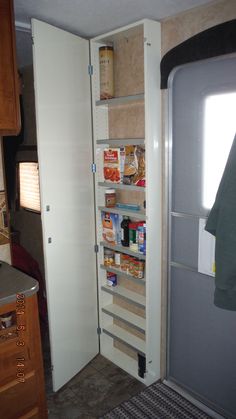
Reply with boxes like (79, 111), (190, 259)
(205, 134), (236, 310)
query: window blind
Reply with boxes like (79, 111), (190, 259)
(19, 162), (41, 212)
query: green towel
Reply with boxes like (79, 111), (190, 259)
(205, 134), (236, 311)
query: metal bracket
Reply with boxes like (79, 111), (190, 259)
(88, 65), (93, 76)
(91, 163), (96, 173)
(97, 327), (101, 335)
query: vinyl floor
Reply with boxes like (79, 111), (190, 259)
(43, 344), (145, 419)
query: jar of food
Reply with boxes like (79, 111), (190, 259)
(104, 248), (115, 266)
(135, 260), (145, 279)
(114, 252), (121, 268)
(105, 189), (116, 208)
(128, 257), (136, 277)
(121, 254), (130, 273)
(99, 46), (114, 100)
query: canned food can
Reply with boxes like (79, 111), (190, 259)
(99, 46), (114, 100)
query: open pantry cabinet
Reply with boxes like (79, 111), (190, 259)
(32, 18), (162, 391)
(90, 21), (162, 385)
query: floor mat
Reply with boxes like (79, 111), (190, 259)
(101, 381), (213, 418)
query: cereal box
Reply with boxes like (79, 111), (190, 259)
(101, 212), (122, 245)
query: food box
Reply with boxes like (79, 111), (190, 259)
(101, 211), (122, 245)
(106, 272), (117, 287)
(103, 148), (124, 183)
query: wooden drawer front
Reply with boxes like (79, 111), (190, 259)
(0, 0), (20, 134)
(20, 407), (39, 419)
(0, 345), (31, 384)
(0, 371), (38, 419)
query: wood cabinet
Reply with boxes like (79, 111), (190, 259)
(0, 295), (47, 418)
(0, 0), (21, 135)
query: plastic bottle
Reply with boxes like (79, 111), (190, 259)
(121, 216), (130, 247)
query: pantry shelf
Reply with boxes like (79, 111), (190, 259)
(98, 182), (146, 192)
(102, 304), (146, 333)
(100, 264), (145, 285)
(101, 285), (146, 309)
(96, 93), (144, 107)
(98, 206), (146, 220)
(97, 138), (145, 146)
(100, 242), (146, 260)
(103, 324), (146, 356)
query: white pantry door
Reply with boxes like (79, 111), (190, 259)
(32, 19), (98, 391)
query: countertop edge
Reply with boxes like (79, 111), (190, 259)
(0, 262), (39, 307)
(0, 283), (39, 307)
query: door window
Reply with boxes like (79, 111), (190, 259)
(202, 91), (236, 209)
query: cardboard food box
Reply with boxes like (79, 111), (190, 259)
(101, 211), (122, 245)
(103, 148), (125, 183)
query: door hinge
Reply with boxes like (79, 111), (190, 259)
(31, 36), (34, 45)
(94, 244), (99, 253)
(50, 364), (54, 372)
(97, 327), (101, 335)
(88, 65), (93, 76)
(91, 163), (96, 173)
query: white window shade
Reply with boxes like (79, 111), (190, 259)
(19, 162), (41, 212)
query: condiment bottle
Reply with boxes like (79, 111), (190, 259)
(105, 189), (116, 208)
(121, 216), (130, 247)
(114, 252), (121, 267)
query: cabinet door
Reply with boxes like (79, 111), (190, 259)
(32, 19), (98, 391)
(0, 0), (21, 135)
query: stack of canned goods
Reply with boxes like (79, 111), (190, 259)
(120, 254), (145, 279)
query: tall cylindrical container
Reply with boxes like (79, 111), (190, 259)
(99, 46), (114, 100)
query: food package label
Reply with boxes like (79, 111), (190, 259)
(101, 212), (122, 245)
(106, 272), (117, 287)
(103, 148), (121, 183)
(123, 145), (145, 187)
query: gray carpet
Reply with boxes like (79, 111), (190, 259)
(101, 381), (213, 418)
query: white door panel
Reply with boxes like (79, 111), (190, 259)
(32, 19), (98, 391)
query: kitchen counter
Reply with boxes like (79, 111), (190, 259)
(0, 261), (38, 306)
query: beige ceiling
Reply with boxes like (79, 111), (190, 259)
(14, 0), (215, 38)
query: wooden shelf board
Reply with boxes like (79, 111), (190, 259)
(100, 242), (146, 260)
(103, 324), (146, 355)
(97, 138), (145, 146)
(98, 182), (145, 192)
(96, 93), (144, 106)
(100, 264), (145, 285)
(102, 303), (146, 333)
(101, 284), (146, 309)
(99, 206), (146, 220)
